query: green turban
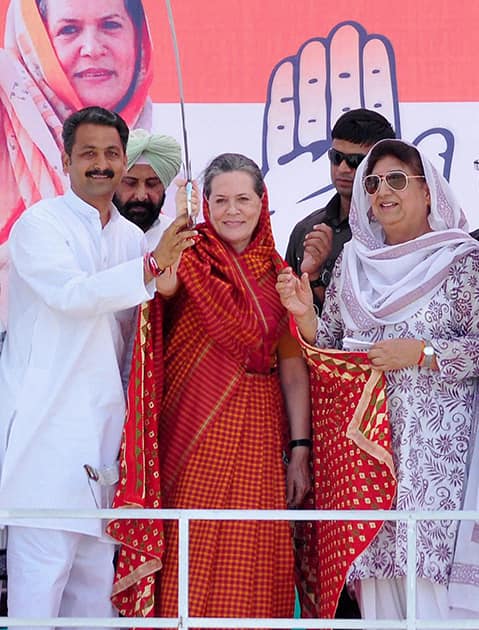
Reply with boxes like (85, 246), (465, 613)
(126, 128), (182, 188)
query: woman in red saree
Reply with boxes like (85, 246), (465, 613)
(110, 153), (311, 618)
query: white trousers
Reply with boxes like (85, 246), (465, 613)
(356, 577), (479, 630)
(7, 526), (117, 630)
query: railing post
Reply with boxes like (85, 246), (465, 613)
(178, 514), (189, 630)
(406, 515), (417, 630)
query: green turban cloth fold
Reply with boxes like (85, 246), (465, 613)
(126, 128), (182, 188)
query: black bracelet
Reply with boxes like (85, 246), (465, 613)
(289, 438), (312, 449)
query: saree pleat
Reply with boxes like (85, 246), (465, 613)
(158, 374), (294, 618)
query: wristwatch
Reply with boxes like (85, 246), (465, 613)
(310, 267), (331, 289)
(421, 340), (435, 369)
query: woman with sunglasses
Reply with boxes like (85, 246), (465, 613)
(277, 139), (479, 624)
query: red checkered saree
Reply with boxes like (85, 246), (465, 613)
(109, 192), (296, 618)
(156, 195), (295, 620)
(293, 335), (397, 620)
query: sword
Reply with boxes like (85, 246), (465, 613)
(165, 0), (194, 228)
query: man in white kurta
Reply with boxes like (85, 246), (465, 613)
(114, 128), (182, 248)
(0, 106), (197, 627)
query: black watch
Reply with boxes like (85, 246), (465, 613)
(310, 268), (331, 289)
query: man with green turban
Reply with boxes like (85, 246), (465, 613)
(114, 128), (182, 247)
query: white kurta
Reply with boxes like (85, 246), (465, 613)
(0, 189), (154, 536)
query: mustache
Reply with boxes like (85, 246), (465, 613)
(86, 169), (115, 179)
(123, 200), (156, 212)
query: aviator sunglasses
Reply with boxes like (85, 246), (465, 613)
(363, 170), (425, 195)
(327, 147), (366, 170)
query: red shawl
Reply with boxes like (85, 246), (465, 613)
(106, 299), (165, 616)
(293, 333), (397, 619)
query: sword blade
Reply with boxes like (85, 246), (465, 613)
(165, 0), (192, 183)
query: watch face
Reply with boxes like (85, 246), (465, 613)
(424, 345), (434, 356)
(320, 268), (331, 286)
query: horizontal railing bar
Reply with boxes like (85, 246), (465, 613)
(0, 508), (478, 521)
(2, 617), (479, 629)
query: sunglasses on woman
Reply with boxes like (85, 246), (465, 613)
(363, 170), (425, 195)
(327, 147), (366, 170)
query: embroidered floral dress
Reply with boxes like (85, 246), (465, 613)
(315, 249), (479, 585)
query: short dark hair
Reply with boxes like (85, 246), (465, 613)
(62, 106), (129, 156)
(365, 139), (424, 177)
(332, 108), (395, 146)
(203, 153), (264, 198)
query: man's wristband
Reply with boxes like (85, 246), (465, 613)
(144, 252), (165, 278)
(289, 438), (312, 449)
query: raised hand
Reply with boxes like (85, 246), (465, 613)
(276, 268), (312, 316)
(276, 268), (318, 344)
(301, 223), (333, 278)
(263, 22), (400, 251)
(262, 21), (454, 254)
(151, 213), (197, 271)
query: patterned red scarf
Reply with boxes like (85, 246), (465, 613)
(106, 298), (165, 616)
(293, 333), (397, 619)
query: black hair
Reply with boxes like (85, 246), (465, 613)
(62, 106), (129, 156)
(332, 108), (396, 146)
(365, 140), (424, 177)
(204, 153), (264, 198)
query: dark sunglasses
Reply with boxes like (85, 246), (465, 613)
(363, 170), (425, 195)
(327, 147), (366, 170)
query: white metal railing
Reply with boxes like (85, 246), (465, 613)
(2, 508), (479, 628)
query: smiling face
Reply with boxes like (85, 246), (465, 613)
(62, 122), (127, 210)
(207, 171), (263, 253)
(45, 0), (136, 110)
(368, 155), (431, 244)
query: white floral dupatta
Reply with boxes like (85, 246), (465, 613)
(338, 139), (478, 332)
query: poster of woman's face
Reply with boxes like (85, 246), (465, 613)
(41, 0), (138, 110)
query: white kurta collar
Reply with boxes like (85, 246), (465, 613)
(64, 188), (119, 230)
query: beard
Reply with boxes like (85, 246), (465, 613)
(113, 192), (166, 232)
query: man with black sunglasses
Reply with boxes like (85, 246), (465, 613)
(285, 108), (395, 311)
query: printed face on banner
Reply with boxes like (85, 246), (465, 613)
(44, 0), (137, 110)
